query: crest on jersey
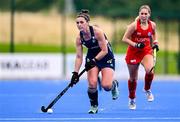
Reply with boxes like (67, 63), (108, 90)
(148, 32), (152, 37)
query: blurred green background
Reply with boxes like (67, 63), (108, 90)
(0, 0), (180, 75)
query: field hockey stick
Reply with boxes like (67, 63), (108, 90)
(149, 48), (157, 73)
(149, 33), (157, 73)
(41, 68), (86, 113)
(153, 48), (157, 66)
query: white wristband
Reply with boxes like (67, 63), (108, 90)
(153, 40), (158, 43)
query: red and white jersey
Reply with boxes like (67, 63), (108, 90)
(125, 19), (154, 64)
(131, 19), (154, 50)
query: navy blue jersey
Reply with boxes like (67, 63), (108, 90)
(80, 26), (115, 70)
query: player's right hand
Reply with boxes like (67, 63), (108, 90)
(135, 42), (145, 49)
(70, 72), (79, 86)
(85, 58), (96, 71)
(152, 44), (159, 52)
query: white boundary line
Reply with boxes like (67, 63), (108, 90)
(0, 117), (180, 121)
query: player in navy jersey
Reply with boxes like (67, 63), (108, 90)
(70, 9), (119, 114)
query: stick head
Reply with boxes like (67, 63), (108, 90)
(41, 106), (47, 112)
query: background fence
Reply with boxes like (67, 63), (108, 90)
(0, 0), (180, 77)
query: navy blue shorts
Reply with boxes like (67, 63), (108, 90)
(85, 49), (115, 71)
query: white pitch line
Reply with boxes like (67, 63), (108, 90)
(0, 117), (180, 121)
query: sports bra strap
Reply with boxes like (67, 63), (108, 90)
(89, 26), (95, 39)
(79, 26), (94, 41)
(90, 26), (108, 40)
(80, 26), (107, 41)
(80, 31), (84, 40)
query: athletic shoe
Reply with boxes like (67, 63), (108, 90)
(128, 98), (136, 110)
(88, 105), (98, 114)
(144, 90), (154, 102)
(111, 80), (119, 100)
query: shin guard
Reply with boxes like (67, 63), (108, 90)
(144, 73), (154, 91)
(128, 80), (137, 99)
(88, 88), (98, 106)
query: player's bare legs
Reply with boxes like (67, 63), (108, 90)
(87, 67), (119, 113)
(87, 67), (99, 114)
(127, 64), (139, 110)
(101, 68), (119, 100)
(141, 55), (154, 101)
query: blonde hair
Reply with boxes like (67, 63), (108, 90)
(135, 16), (139, 21)
(135, 5), (151, 21)
(139, 5), (151, 15)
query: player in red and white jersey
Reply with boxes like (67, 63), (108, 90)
(122, 5), (159, 110)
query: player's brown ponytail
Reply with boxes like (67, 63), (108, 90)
(77, 9), (90, 22)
